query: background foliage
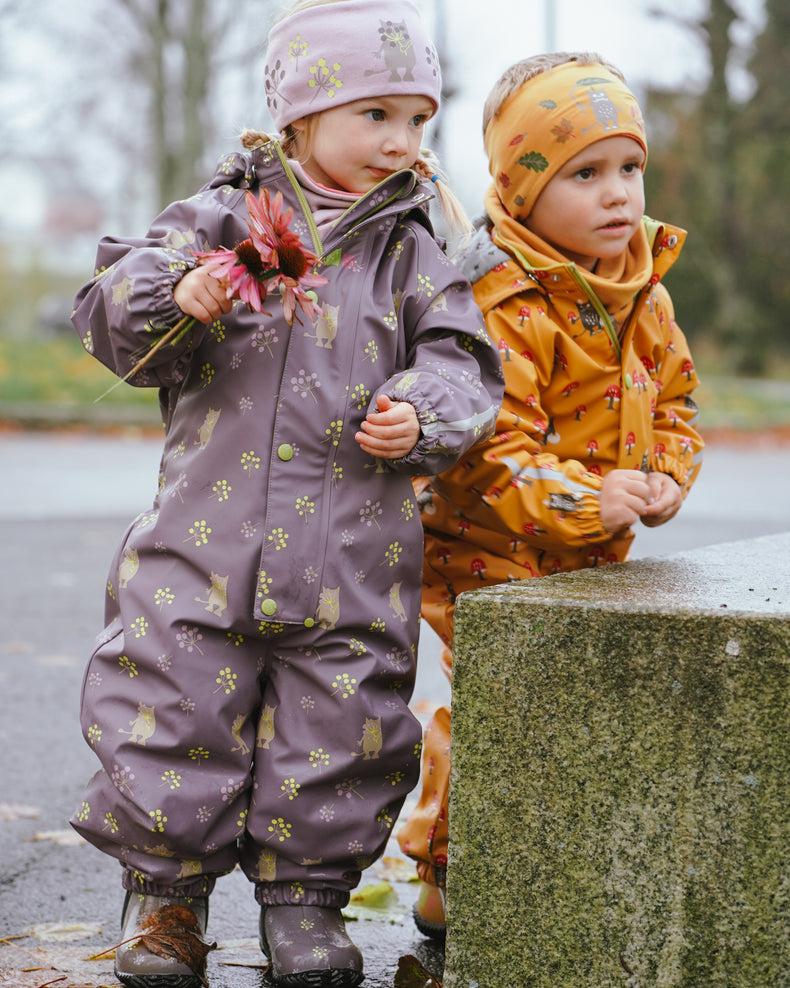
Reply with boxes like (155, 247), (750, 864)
(0, 0), (787, 398)
(643, 0), (786, 374)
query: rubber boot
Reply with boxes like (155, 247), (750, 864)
(412, 880), (446, 941)
(114, 891), (211, 988)
(259, 904), (364, 987)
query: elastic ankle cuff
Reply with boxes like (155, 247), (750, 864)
(255, 883), (351, 908)
(122, 869), (215, 899)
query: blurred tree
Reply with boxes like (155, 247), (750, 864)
(0, 0), (36, 158)
(105, 0), (271, 212)
(733, 0), (790, 370)
(39, 0), (271, 230)
(643, 0), (759, 370)
(119, 0), (216, 209)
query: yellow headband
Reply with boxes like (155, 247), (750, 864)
(485, 62), (647, 221)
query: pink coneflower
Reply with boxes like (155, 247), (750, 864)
(245, 188), (327, 325)
(98, 186), (329, 399)
(194, 237), (274, 315)
(196, 189), (327, 325)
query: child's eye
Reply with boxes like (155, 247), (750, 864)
(575, 167), (595, 181)
(410, 114), (428, 128)
(365, 108), (386, 122)
(622, 162), (640, 174)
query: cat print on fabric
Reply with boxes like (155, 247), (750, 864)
(119, 702), (156, 745)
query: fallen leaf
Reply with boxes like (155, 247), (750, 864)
(137, 904), (216, 987)
(214, 938), (269, 970)
(36, 653), (80, 668)
(0, 641), (34, 654)
(349, 882), (395, 908)
(373, 856), (420, 884)
(342, 881), (408, 924)
(33, 923), (103, 943)
(394, 953), (443, 987)
(0, 803), (40, 821)
(0, 936), (115, 987)
(27, 830), (88, 847)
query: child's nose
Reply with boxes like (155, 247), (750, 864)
(383, 126), (410, 156)
(604, 178), (629, 205)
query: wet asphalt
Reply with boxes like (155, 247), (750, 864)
(1, 429), (788, 986)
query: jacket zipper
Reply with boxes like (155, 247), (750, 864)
(267, 142), (423, 264)
(493, 232), (623, 360)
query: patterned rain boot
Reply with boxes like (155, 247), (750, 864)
(412, 880), (446, 941)
(259, 904), (364, 987)
(114, 891), (212, 988)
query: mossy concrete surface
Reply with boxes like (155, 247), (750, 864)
(445, 534), (790, 988)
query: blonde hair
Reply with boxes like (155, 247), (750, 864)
(482, 51), (626, 137)
(241, 128), (471, 237)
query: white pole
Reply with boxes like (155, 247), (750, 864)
(545, 0), (557, 50)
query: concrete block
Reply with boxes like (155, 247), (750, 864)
(445, 534), (790, 988)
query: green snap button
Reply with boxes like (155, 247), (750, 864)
(277, 443), (294, 461)
(624, 373), (633, 389)
(261, 599), (277, 616)
(303, 617), (315, 629)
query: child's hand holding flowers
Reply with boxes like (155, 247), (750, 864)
(98, 189), (327, 399)
(173, 266), (235, 325)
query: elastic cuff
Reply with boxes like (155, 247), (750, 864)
(122, 868), (216, 899)
(255, 883), (351, 909)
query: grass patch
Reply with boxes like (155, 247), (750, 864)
(695, 376), (790, 431)
(1, 331), (788, 435)
(0, 333), (159, 422)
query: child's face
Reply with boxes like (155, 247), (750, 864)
(524, 136), (646, 271)
(292, 95), (434, 194)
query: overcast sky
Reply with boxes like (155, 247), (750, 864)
(427, 0), (763, 207)
(1, 0), (764, 242)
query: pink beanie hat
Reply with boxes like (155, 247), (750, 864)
(264, 0), (442, 131)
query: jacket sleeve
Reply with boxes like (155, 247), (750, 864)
(372, 225), (505, 477)
(642, 285), (704, 493)
(431, 305), (609, 548)
(71, 161), (249, 388)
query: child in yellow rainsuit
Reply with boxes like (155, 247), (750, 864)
(397, 51), (704, 938)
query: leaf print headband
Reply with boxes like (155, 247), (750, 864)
(264, 0), (442, 132)
(484, 61), (647, 221)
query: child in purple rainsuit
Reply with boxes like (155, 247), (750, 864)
(69, 2), (503, 985)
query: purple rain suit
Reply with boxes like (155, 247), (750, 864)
(68, 141), (504, 907)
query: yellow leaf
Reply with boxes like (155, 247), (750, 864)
(342, 881), (408, 924)
(349, 881), (395, 908)
(32, 922), (103, 943)
(0, 803), (40, 821)
(28, 830), (87, 847)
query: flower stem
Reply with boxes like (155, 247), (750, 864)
(93, 315), (194, 402)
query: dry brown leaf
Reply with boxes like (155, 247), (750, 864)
(394, 953), (443, 987)
(36, 830), (87, 847)
(373, 855), (420, 884)
(0, 641), (34, 654)
(32, 923), (102, 943)
(27, 830), (88, 847)
(0, 803), (40, 821)
(137, 904), (217, 987)
(0, 936), (115, 987)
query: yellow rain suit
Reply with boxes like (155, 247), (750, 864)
(398, 207), (704, 884)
